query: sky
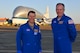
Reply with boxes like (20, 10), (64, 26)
(0, 0), (80, 24)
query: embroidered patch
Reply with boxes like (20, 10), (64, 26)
(34, 29), (38, 35)
(34, 32), (38, 35)
(54, 21), (56, 23)
(26, 29), (30, 31)
(58, 21), (63, 24)
(34, 29), (38, 32)
(68, 20), (74, 24)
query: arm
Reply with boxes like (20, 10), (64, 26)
(16, 26), (22, 53)
(67, 19), (77, 42)
(51, 19), (54, 33)
(38, 28), (42, 53)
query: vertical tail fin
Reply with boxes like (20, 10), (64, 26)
(44, 6), (50, 18)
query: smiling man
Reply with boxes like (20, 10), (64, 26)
(16, 11), (42, 53)
(51, 3), (77, 53)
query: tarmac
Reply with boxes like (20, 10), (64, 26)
(0, 27), (80, 53)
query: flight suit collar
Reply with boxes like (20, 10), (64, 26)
(26, 21), (37, 31)
(55, 14), (65, 24)
(56, 14), (65, 21)
(26, 21), (39, 35)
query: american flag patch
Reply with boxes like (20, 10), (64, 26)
(68, 20), (74, 24)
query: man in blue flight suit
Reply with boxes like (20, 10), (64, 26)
(51, 3), (77, 53)
(16, 11), (42, 53)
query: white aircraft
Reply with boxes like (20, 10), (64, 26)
(12, 6), (52, 26)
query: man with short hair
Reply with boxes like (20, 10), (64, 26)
(51, 3), (77, 53)
(16, 11), (42, 53)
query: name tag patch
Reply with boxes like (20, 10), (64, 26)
(58, 21), (63, 24)
(26, 29), (30, 31)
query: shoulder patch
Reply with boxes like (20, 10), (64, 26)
(68, 20), (74, 24)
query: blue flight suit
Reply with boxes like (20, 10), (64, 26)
(51, 14), (77, 53)
(16, 22), (42, 53)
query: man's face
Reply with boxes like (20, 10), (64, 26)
(56, 5), (64, 17)
(28, 13), (36, 23)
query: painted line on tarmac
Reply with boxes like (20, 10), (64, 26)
(0, 30), (17, 32)
(0, 50), (79, 53)
(42, 36), (53, 37)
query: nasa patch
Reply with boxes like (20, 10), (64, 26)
(34, 32), (38, 35)
(54, 21), (56, 23)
